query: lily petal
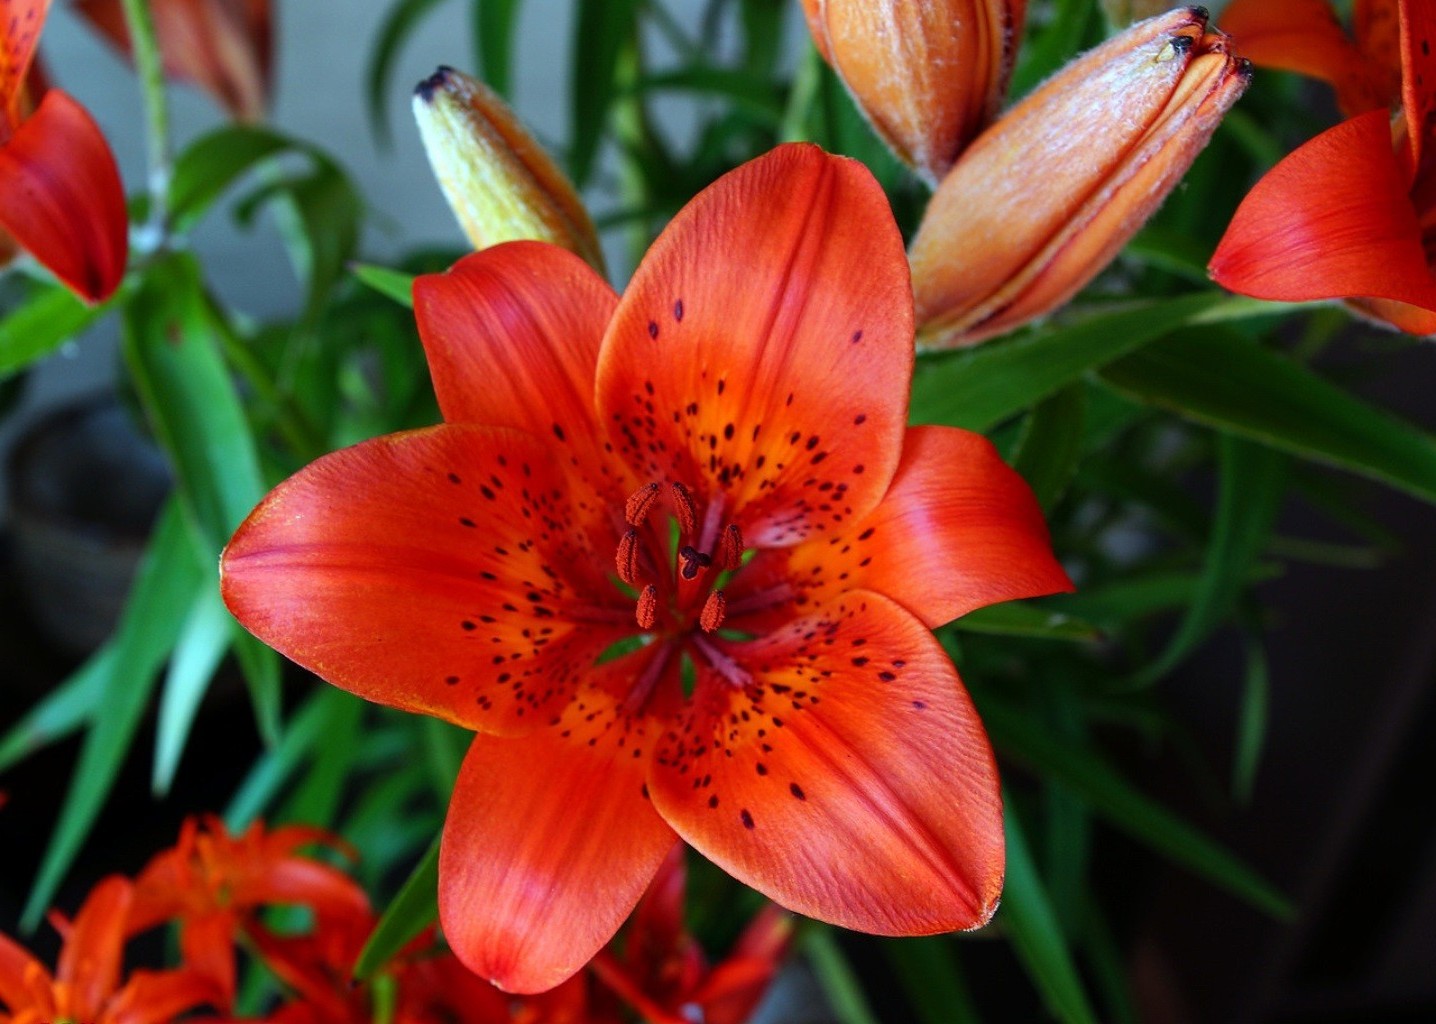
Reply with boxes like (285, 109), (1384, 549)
(729, 426), (1072, 629)
(0, 89), (128, 302)
(440, 651), (677, 993)
(1209, 108), (1436, 314)
(102, 968), (221, 1024)
(1399, 0), (1436, 176)
(650, 591), (1004, 934)
(0, 0), (46, 126)
(176, 914), (236, 1008)
(55, 875), (132, 1018)
(221, 424), (628, 734)
(595, 144), (912, 548)
(0, 931), (49, 1011)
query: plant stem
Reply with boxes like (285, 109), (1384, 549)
(119, 0), (172, 249)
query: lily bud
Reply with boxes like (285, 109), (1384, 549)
(801, 0), (1027, 185)
(413, 66), (604, 272)
(909, 7), (1250, 348)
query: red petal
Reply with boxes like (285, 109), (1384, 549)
(0, 0), (46, 124)
(1399, 0), (1436, 174)
(0, 89), (128, 302)
(440, 652), (677, 993)
(101, 968), (222, 1024)
(177, 914), (236, 1010)
(727, 426), (1071, 630)
(594, 144), (913, 548)
(0, 931), (49, 1011)
(222, 425), (628, 735)
(57, 875), (132, 1016)
(1210, 109), (1436, 314)
(650, 592), (1004, 934)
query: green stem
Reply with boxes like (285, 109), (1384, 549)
(779, 43), (822, 143)
(119, 0), (172, 248)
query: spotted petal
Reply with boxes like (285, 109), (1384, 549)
(440, 650), (678, 993)
(595, 144), (913, 548)
(221, 424), (629, 735)
(0, 0), (46, 123)
(649, 592), (1003, 934)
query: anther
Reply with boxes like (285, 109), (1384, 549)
(716, 523), (744, 571)
(625, 483), (661, 526)
(678, 545), (712, 581)
(636, 584), (659, 630)
(670, 481), (696, 535)
(700, 590), (727, 633)
(616, 530), (643, 586)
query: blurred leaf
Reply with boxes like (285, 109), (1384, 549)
(911, 292), (1231, 433)
(422, 715), (466, 800)
(232, 633), (283, 748)
(352, 263), (416, 307)
(953, 602), (1099, 642)
(367, 0), (454, 143)
(884, 937), (981, 1024)
(570, 0), (640, 186)
(280, 689), (365, 829)
(1001, 806), (1100, 1024)
(0, 281), (111, 379)
(740, 0), (786, 76)
(1233, 636), (1270, 802)
(804, 929), (881, 1024)
(0, 644), (114, 774)
(1010, 0), (1099, 97)
(261, 165), (365, 324)
(226, 688), (345, 829)
(1014, 385), (1086, 510)
(153, 586), (233, 795)
(354, 835), (441, 980)
(170, 125), (294, 230)
(983, 698), (1292, 917)
(1099, 326), (1436, 505)
(635, 67), (785, 125)
(1124, 226), (1212, 283)
(472, 0), (522, 97)
(1047, 565), (1281, 627)
(23, 500), (206, 929)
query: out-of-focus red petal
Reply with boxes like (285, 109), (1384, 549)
(102, 968), (222, 1024)
(55, 875), (131, 1017)
(1398, 0), (1436, 176)
(440, 653), (677, 994)
(0, 0), (47, 126)
(595, 144), (912, 548)
(0, 931), (49, 1011)
(177, 913), (236, 1009)
(221, 425), (628, 735)
(1210, 109), (1436, 314)
(727, 426), (1071, 630)
(650, 592), (1004, 935)
(0, 89), (128, 302)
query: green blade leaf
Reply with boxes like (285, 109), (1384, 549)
(153, 585), (234, 795)
(0, 281), (112, 379)
(23, 499), (206, 929)
(170, 125), (295, 231)
(226, 688), (345, 830)
(472, 0), (522, 98)
(804, 928), (881, 1024)
(354, 835), (441, 980)
(1098, 326), (1436, 505)
(569, 0), (640, 186)
(1013, 384), (1086, 510)
(884, 937), (982, 1024)
(352, 263), (416, 307)
(953, 602), (1100, 642)
(0, 644), (114, 774)
(1233, 635), (1271, 802)
(1001, 806), (1101, 1024)
(279, 688), (365, 830)
(366, 0), (454, 144)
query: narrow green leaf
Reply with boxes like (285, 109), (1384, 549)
(279, 690), (365, 829)
(354, 836), (441, 980)
(0, 644), (113, 774)
(263, 165), (364, 324)
(473, 0), (522, 98)
(634, 68), (785, 124)
(911, 293), (1230, 433)
(153, 585), (234, 795)
(225, 688), (343, 830)
(1013, 385), (1086, 510)
(884, 937), (982, 1024)
(1099, 326), (1436, 505)
(804, 928), (881, 1024)
(421, 715), (466, 800)
(953, 602), (1100, 642)
(982, 699), (1292, 917)
(569, 0), (640, 185)
(1048, 565), (1282, 628)
(232, 632), (282, 748)
(352, 263), (416, 307)
(0, 282), (109, 379)
(366, 0), (454, 143)
(1001, 807), (1100, 1024)
(169, 125), (295, 230)
(1232, 636), (1270, 802)
(23, 500), (206, 929)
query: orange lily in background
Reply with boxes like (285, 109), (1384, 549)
(799, 0), (1027, 184)
(909, 6), (1250, 348)
(0, 0), (127, 303)
(221, 144), (1071, 992)
(72, 0), (273, 122)
(1209, 0), (1436, 334)
(125, 816), (371, 1010)
(0, 876), (219, 1024)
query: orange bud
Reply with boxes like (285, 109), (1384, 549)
(802, 0), (1027, 184)
(910, 7), (1250, 348)
(412, 66), (604, 272)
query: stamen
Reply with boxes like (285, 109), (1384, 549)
(716, 523), (744, 571)
(670, 481), (696, 535)
(678, 545), (711, 581)
(700, 590), (727, 633)
(635, 584), (659, 630)
(625, 482), (661, 526)
(616, 529), (643, 585)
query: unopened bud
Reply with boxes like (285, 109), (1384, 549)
(802, 0), (1026, 184)
(413, 66), (604, 272)
(909, 7), (1249, 348)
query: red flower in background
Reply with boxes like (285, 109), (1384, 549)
(222, 143), (1070, 992)
(0, 0), (127, 302)
(1210, 0), (1436, 333)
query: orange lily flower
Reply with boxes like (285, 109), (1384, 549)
(0, 876), (219, 1024)
(0, 0), (127, 302)
(1209, 0), (1436, 334)
(72, 0), (273, 122)
(126, 816), (371, 1009)
(221, 144), (1071, 993)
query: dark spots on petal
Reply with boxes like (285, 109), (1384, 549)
(717, 379), (727, 396)
(851, 329), (864, 343)
(444, 675), (460, 685)
(709, 794), (719, 808)
(852, 656), (869, 667)
(786, 392), (795, 407)
(853, 413), (866, 425)
(878, 671), (896, 682)
(447, 472), (462, 484)
(459, 517), (476, 528)
(461, 620), (477, 631)
(853, 464), (865, 474)
(723, 422), (735, 440)
(641, 783), (650, 800)
(674, 299), (685, 321)
(552, 423), (566, 442)
(648, 320), (659, 339)
(912, 700), (927, 710)
(806, 435), (820, 451)
(740, 809), (755, 830)
(790, 783), (806, 800)
(858, 527), (876, 541)
(756, 762), (768, 776)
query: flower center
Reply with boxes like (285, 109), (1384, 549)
(614, 481), (744, 637)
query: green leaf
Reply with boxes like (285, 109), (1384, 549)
(354, 836), (441, 980)
(352, 263), (416, 307)
(635, 68), (785, 125)
(884, 937), (981, 1024)
(1232, 636), (1270, 802)
(153, 585), (234, 795)
(279, 689), (365, 829)
(1047, 565), (1282, 628)
(170, 125), (295, 230)
(261, 164), (364, 324)
(23, 500), (206, 929)
(982, 698), (1292, 918)
(366, 0), (455, 143)
(0, 644), (113, 774)
(226, 688), (344, 830)
(232, 633), (282, 748)
(1013, 385), (1086, 510)
(910, 293), (1231, 433)
(1098, 326), (1436, 505)
(953, 602), (1099, 642)
(569, 0), (640, 186)
(1001, 806), (1100, 1024)
(804, 928), (881, 1024)
(0, 281), (111, 379)
(472, 0), (522, 98)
